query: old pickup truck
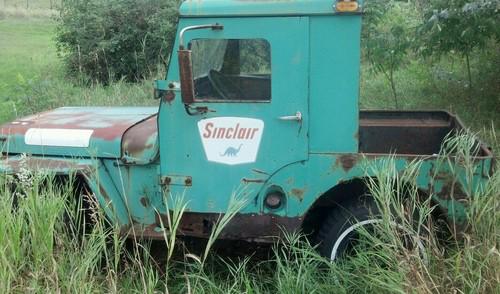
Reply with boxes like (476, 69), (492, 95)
(0, 0), (494, 260)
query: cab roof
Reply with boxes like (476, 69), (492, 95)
(179, 0), (363, 17)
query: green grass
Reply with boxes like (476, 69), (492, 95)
(0, 17), (156, 123)
(0, 17), (58, 120)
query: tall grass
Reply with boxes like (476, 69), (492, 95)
(0, 133), (498, 293)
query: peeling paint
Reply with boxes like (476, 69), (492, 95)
(290, 188), (305, 201)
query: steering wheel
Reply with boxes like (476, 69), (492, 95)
(208, 69), (244, 100)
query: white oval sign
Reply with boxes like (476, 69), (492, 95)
(198, 117), (264, 165)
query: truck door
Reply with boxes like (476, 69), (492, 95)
(159, 17), (309, 213)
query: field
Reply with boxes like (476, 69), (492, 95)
(0, 8), (499, 294)
(0, 17), (58, 122)
(0, 16), (156, 124)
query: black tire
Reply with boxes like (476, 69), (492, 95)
(317, 194), (427, 261)
(317, 194), (380, 260)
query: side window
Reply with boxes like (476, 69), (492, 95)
(190, 39), (271, 102)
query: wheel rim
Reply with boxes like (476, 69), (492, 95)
(330, 219), (427, 263)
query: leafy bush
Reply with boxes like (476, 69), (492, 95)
(417, 0), (500, 96)
(55, 0), (180, 84)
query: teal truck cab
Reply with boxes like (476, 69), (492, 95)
(0, 0), (494, 260)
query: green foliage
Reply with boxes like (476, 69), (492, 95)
(418, 0), (500, 56)
(417, 0), (500, 92)
(362, 1), (415, 108)
(55, 0), (180, 84)
(360, 46), (500, 134)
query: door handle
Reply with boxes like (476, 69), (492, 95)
(278, 111), (302, 122)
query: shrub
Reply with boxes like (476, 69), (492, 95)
(55, 0), (180, 84)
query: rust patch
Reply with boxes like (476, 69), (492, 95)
(2, 156), (91, 173)
(336, 154), (358, 172)
(434, 171), (449, 181)
(98, 185), (111, 203)
(161, 177), (171, 185)
(0, 108), (157, 142)
(140, 197), (150, 207)
(290, 188), (305, 201)
(121, 115), (158, 159)
(432, 166), (470, 204)
(163, 90), (175, 104)
(161, 175), (192, 186)
(437, 179), (469, 204)
(178, 50), (195, 104)
(126, 212), (302, 243)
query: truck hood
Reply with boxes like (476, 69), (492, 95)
(0, 107), (158, 158)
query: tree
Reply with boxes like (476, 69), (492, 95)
(417, 0), (500, 97)
(362, 1), (412, 109)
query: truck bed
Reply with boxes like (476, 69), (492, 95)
(358, 110), (490, 156)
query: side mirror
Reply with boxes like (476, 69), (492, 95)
(177, 23), (223, 105)
(178, 49), (195, 104)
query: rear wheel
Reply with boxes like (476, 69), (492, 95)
(317, 195), (426, 261)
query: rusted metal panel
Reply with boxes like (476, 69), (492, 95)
(121, 115), (158, 164)
(358, 110), (492, 156)
(359, 111), (453, 155)
(178, 50), (195, 104)
(0, 155), (93, 174)
(0, 107), (157, 158)
(336, 154), (358, 172)
(125, 212), (302, 243)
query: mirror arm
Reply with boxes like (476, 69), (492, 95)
(179, 23), (223, 49)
